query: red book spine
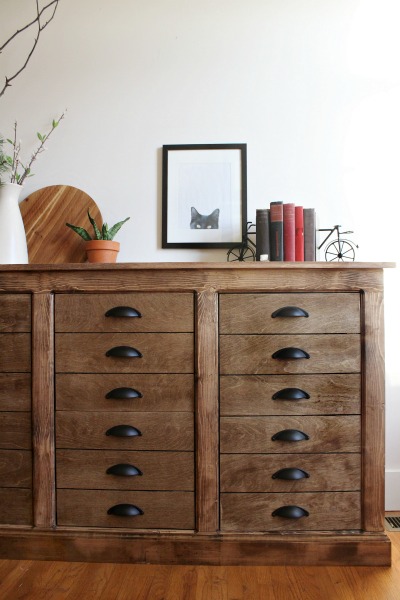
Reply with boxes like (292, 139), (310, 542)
(295, 206), (304, 261)
(283, 203), (295, 261)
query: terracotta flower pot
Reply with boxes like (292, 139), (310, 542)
(85, 240), (120, 263)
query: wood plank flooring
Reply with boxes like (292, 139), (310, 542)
(0, 530), (398, 600)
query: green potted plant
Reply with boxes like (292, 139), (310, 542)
(66, 210), (130, 263)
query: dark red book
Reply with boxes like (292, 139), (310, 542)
(269, 202), (283, 261)
(283, 203), (295, 261)
(295, 206), (304, 261)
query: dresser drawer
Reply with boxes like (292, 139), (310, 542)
(220, 416), (360, 453)
(55, 293), (194, 332)
(0, 413), (31, 449)
(57, 450), (194, 490)
(0, 450), (32, 487)
(220, 334), (360, 375)
(56, 412), (193, 451)
(56, 333), (193, 373)
(220, 453), (361, 492)
(220, 491), (361, 532)
(57, 489), (195, 529)
(0, 294), (31, 332)
(220, 374), (361, 416)
(0, 334), (31, 372)
(0, 489), (32, 525)
(56, 373), (194, 412)
(219, 293), (360, 334)
(0, 373), (31, 411)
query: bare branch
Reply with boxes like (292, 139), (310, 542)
(0, 0), (60, 99)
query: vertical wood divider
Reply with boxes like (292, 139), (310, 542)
(195, 288), (219, 533)
(362, 282), (385, 532)
(32, 292), (55, 528)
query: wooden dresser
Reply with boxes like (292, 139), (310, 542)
(0, 262), (393, 565)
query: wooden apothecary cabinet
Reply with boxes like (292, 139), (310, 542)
(0, 262), (394, 565)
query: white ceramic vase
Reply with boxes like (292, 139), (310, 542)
(0, 182), (29, 264)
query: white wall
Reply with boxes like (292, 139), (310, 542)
(1, 0), (399, 506)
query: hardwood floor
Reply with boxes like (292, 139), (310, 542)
(0, 530), (398, 600)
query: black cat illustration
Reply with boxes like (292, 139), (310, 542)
(190, 207), (220, 229)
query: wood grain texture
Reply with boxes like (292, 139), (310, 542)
(56, 450), (194, 490)
(220, 292), (360, 333)
(220, 373), (361, 416)
(0, 373), (31, 410)
(0, 333), (30, 372)
(0, 489), (32, 525)
(55, 293), (194, 332)
(0, 449), (32, 487)
(0, 293), (31, 332)
(0, 412), (31, 449)
(55, 332), (194, 373)
(32, 292), (55, 528)
(56, 373), (194, 412)
(220, 333), (361, 375)
(220, 415), (360, 453)
(19, 185), (102, 263)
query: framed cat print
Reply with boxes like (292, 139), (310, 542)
(162, 143), (247, 248)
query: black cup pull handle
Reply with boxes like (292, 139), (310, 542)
(106, 387), (143, 400)
(271, 429), (309, 442)
(272, 388), (310, 401)
(105, 425), (142, 437)
(272, 468), (310, 480)
(272, 347), (310, 360)
(107, 504), (144, 517)
(105, 306), (142, 318)
(271, 306), (309, 318)
(106, 346), (142, 358)
(106, 464), (143, 477)
(272, 505), (309, 519)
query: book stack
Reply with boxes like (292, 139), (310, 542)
(256, 202), (316, 262)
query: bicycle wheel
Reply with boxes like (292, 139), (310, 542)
(227, 245), (256, 261)
(324, 239), (355, 261)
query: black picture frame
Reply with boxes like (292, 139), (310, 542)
(162, 143), (247, 249)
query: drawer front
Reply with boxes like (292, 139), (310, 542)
(0, 488), (32, 525)
(56, 333), (193, 373)
(55, 293), (194, 332)
(220, 453), (361, 492)
(0, 373), (31, 411)
(56, 373), (194, 412)
(220, 334), (360, 375)
(219, 293), (360, 334)
(220, 491), (361, 531)
(0, 413), (31, 449)
(0, 294), (31, 332)
(0, 450), (32, 487)
(0, 334), (31, 372)
(220, 374), (361, 416)
(220, 416), (360, 453)
(56, 412), (193, 451)
(57, 489), (194, 529)
(57, 450), (194, 490)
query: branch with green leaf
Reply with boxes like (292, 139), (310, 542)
(66, 210), (130, 241)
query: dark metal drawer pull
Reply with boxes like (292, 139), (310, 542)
(105, 425), (142, 437)
(105, 306), (142, 318)
(272, 505), (309, 519)
(272, 429), (309, 442)
(272, 468), (310, 480)
(107, 504), (144, 517)
(106, 387), (143, 400)
(272, 347), (310, 360)
(271, 306), (309, 318)
(106, 346), (142, 358)
(106, 464), (143, 477)
(272, 388), (310, 400)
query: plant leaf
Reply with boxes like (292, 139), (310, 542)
(101, 223), (111, 240)
(108, 217), (130, 240)
(87, 210), (102, 240)
(66, 223), (92, 241)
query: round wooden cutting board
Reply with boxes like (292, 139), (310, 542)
(20, 185), (103, 263)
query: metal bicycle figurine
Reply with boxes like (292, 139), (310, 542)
(226, 222), (256, 261)
(318, 225), (359, 261)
